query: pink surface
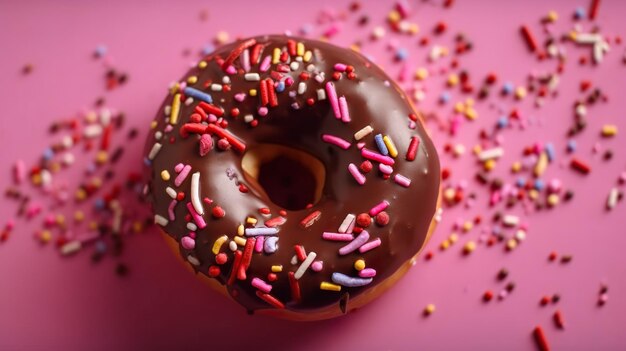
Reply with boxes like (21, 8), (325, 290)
(1, 0), (625, 350)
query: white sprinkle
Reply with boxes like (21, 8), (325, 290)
(166, 187), (177, 199)
(190, 172), (204, 216)
(84, 124), (103, 138)
(186, 222), (197, 231)
(244, 114), (254, 123)
(222, 76), (231, 84)
(187, 255), (200, 266)
(60, 240), (82, 256)
(229, 241), (238, 251)
(154, 131), (162, 140)
(607, 188), (620, 210)
(354, 125), (374, 141)
(148, 143), (162, 160)
(317, 89), (326, 100)
(290, 255), (298, 265)
(210, 84), (222, 91)
(154, 214), (169, 227)
(338, 214), (356, 233)
(244, 73), (260, 81)
(294, 252), (317, 279)
(502, 215), (519, 227)
(290, 61), (300, 71)
(297, 82), (307, 95)
(478, 147), (504, 161)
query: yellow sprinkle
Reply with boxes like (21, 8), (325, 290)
(249, 89), (257, 97)
(237, 224), (244, 236)
(354, 259), (366, 271)
(39, 230), (52, 244)
(602, 125), (618, 137)
(132, 221), (143, 233)
(85, 111), (97, 123)
(31, 173), (42, 186)
(303, 50), (313, 62)
(473, 145), (483, 155)
(546, 10), (558, 22)
(515, 86), (527, 100)
(271, 265), (283, 273)
(424, 303), (436, 315)
(462, 221), (473, 232)
(454, 101), (465, 113)
(320, 282), (341, 291)
(506, 239), (518, 250)
(170, 93), (181, 125)
(534, 152), (548, 177)
(443, 188), (456, 202)
(383, 135), (398, 158)
(409, 23), (420, 34)
(74, 211), (84, 222)
(169, 83), (180, 95)
(233, 236), (246, 247)
(88, 221), (98, 230)
(150, 120), (158, 129)
(465, 107), (478, 120)
(49, 162), (61, 173)
(161, 170), (170, 181)
(415, 67), (429, 80)
(547, 193), (560, 207)
(198, 61), (207, 69)
(272, 47), (281, 64)
(511, 161), (522, 173)
(187, 75), (198, 84)
(296, 42), (305, 56)
(449, 233), (459, 243)
(246, 217), (257, 225)
(387, 10), (401, 23)
(529, 189), (539, 200)
(95, 151), (108, 164)
(448, 74), (459, 86)
(483, 159), (496, 171)
(440, 239), (450, 250)
(75, 188), (87, 201)
(463, 241), (476, 254)
(212, 235), (228, 255)
(465, 98), (475, 107)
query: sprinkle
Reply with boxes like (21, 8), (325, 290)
(338, 214), (356, 233)
(238, 238), (255, 280)
(13, 160), (25, 184)
(570, 158), (591, 174)
(361, 148), (395, 165)
(601, 125), (618, 137)
(169, 94), (181, 124)
(520, 25), (538, 52)
(502, 215), (519, 227)
(183, 87), (212, 104)
(198, 102), (224, 117)
(256, 291), (285, 309)
(227, 250), (242, 285)
(423, 304), (436, 316)
(221, 38), (256, 71)
(147, 143), (162, 160)
(383, 135), (398, 158)
(167, 200), (177, 220)
(359, 238), (382, 253)
(394, 174), (411, 187)
(339, 96), (351, 123)
(354, 259), (365, 271)
(406, 136), (420, 161)
(369, 200), (389, 216)
(294, 252), (317, 279)
(311, 261), (323, 272)
(317, 89), (326, 100)
(174, 165), (191, 186)
(322, 232), (354, 241)
(589, 0), (600, 20)
(359, 268), (377, 278)
(607, 188), (619, 210)
(154, 214), (168, 227)
(533, 326), (550, 351)
(374, 134), (389, 155)
(264, 216), (286, 227)
(288, 272), (302, 303)
(186, 202), (206, 229)
(294, 245), (307, 261)
(534, 152), (548, 177)
(181, 236), (195, 250)
(259, 55), (271, 72)
(320, 282), (342, 291)
(166, 187), (177, 199)
(264, 236), (279, 253)
(354, 125), (374, 140)
(212, 235), (228, 254)
(478, 147), (504, 161)
(322, 134), (351, 149)
(300, 210), (322, 228)
(554, 310), (565, 329)
(348, 163), (366, 185)
(271, 265), (283, 273)
(325, 82), (341, 119)
(190, 172), (204, 216)
(251, 277), (272, 293)
(60, 240), (82, 256)
(339, 230), (370, 255)
(245, 227), (278, 236)
(254, 236), (264, 252)
(244, 73), (260, 81)
(331, 272), (373, 287)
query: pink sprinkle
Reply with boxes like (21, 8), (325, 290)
(339, 230), (370, 255)
(285, 77), (294, 86)
(251, 277), (272, 293)
(208, 114), (218, 123)
(174, 165), (192, 186)
(322, 232), (355, 241)
(14, 160), (25, 185)
(234, 93), (246, 102)
(241, 49), (251, 72)
(322, 134), (351, 149)
(339, 96), (351, 123)
(361, 148), (395, 165)
(254, 236), (265, 253)
(326, 82), (341, 119)
(324, 23), (341, 38)
(259, 55), (271, 72)
(258, 107), (268, 116)
(369, 200), (389, 216)
(348, 163), (366, 185)
(186, 202), (206, 229)
(359, 237), (382, 253)
(356, 142), (366, 149)
(168, 200), (178, 220)
(311, 260), (323, 272)
(164, 125), (174, 133)
(174, 163), (184, 173)
(334, 63), (347, 71)
(181, 236), (195, 250)
(394, 174), (411, 187)
(199, 134), (213, 156)
(379, 163), (393, 175)
(225, 65), (236, 75)
(359, 268), (377, 278)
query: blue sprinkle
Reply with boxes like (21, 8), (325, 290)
(264, 236), (279, 253)
(42, 148), (54, 161)
(94, 198), (105, 210)
(545, 143), (555, 162)
(439, 92), (450, 104)
(300, 24), (313, 35)
(502, 82), (514, 95)
(516, 177), (526, 188)
(201, 44), (215, 56)
(276, 81), (286, 93)
(331, 272), (373, 287)
(497, 116), (509, 129)
(566, 139), (576, 153)
(374, 134), (389, 156)
(534, 179), (544, 191)
(183, 86), (213, 104)
(492, 225), (502, 235)
(395, 48), (409, 61)
(95, 240), (107, 253)
(143, 158), (151, 166)
(94, 45), (107, 58)
(574, 7), (586, 19)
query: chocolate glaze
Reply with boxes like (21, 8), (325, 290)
(144, 35), (440, 316)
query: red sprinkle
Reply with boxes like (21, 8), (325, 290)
(533, 326), (550, 351)
(212, 206), (225, 218)
(589, 0), (600, 20)
(221, 38), (257, 71)
(375, 211), (390, 226)
(356, 213), (371, 228)
(520, 25), (539, 52)
(227, 250), (243, 285)
(288, 271), (302, 303)
(208, 265), (220, 277)
(294, 245), (307, 261)
(300, 210), (321, 228)
(406, 136), (420, 161)
(198, 101), (224, 117)
(256, 291), (285, 309)
(570, 158), (591, 174)
(237, 238), (255, 280)
(553, 310), (565, 329)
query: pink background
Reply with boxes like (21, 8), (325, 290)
(1, 0), (625, 350)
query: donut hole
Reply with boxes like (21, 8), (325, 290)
(241, 144), (325, 211)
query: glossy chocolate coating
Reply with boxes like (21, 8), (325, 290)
(144, 35), (440, 315)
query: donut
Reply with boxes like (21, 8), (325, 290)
(143, 35), (440, 320)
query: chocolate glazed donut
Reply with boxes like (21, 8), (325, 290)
(143, 35), (440, 320)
